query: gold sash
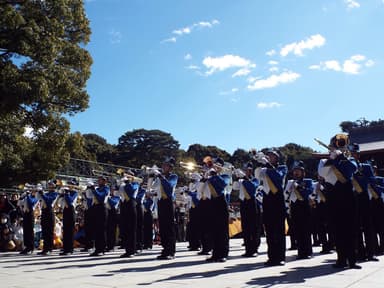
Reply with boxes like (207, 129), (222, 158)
(368, 184), (379, 200)
(266, 175), (278, 194)
(331, 166), (347, 184)
(352, 178), (363, 193)
(208, 182), (218, 198)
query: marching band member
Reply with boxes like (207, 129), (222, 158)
(59, 180), (79, 255)
(153, 157), (178, 260)
(285, 161), (313, 260)
(143, 192), (155, 250)
(105, 187), (120, 252)
(233, 162), (262, 257)
(186, 173), (202, 251)
(310, 176), (334, 254)
(80, 181), (95, 252)
(136, 187), (146, 254)
(201, 157), (231, 263)
(255, 150), (287, 266)
(89, 175), (110, 256)
(196, 156), (214, 256)
(372, 175), (384, 255)
(318, 135), (360, 269)
(37, 181), (59, 255)
(18, 187), (38, 255)
(350, 144), (379, 262)
(118, 172), (140, 258)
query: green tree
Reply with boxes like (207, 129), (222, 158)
(0, 0), (92, 185)
(83, 133), (116, 163)
(186, 144), (231, 165)
(117, 129), (180, 168)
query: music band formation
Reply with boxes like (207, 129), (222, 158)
(2, 133), (384, 269)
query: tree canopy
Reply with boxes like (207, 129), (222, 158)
(0, 0), (92, 184)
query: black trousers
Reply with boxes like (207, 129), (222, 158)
(329, 181), (358, 266)
(158, 198), (176, 256)
(371, 198), (384, 254)
(92, 204), (107, 253)
(22, 211), (35, 251)
(263, 192), (286, 263)
(83, 208), (94, 249)
(120, 199), (137, 254)
(241, 198), (262, 255)
(143, 209), (153, 249)
(210, 195), (229, 259)
(198, 199), (213, 253)
(187, 206), (201, 250)
(316, 201), (335, 251)
(291, 201), (313, 258)
(62, 206), (75, 252)
(106, 207), (118, 250)
(41, 207), (55, 252)
(356, 192), (376, 259)
(136, 203), (144, 251)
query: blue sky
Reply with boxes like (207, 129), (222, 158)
(69, 0), (384, 154)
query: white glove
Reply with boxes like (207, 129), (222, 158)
(153, 169), (162, 176)
(329, 150), (342, 160)
(255, 152), (268, 164)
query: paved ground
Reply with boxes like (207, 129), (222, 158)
(1, 238), (384, 288)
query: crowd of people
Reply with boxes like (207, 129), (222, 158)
(1, 134), (384, 270)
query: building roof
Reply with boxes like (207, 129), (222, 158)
(359, 141), (384, 153)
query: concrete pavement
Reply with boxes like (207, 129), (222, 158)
(1, 238), (384, 288)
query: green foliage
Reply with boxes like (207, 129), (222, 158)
(186, 144), (231, 164)
(117, 129), (180, 168)
(83, 133), (116, 163)
(0, 0), (92, 185)
(340, 117), (384, 133)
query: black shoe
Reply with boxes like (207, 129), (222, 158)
(332, 262), (347, 269)
(135, 250), (142, 255)
(206, 256), (216, 262)
(19, 249), (33, 255)
(157, 254), (174, 260)
(189, 247), (200, 251)
(367, 257), (379, 262)
(37, 250), (51, 256)
(242, 253), (257, 257)
(59, 251), (70, 256)
(89, 251), (104, 256)
(297, 255), (311, 260)
(320, 249), (332, 254)
(198, 251), (211, 255)
(349, 264), (362, 269)
(216, 257), (227, 262)
(288, 246), (297, 250)
(80, 248), (89, 252)
(120, 253), (134, 258)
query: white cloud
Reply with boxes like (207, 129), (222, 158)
(219, 88), (239, 95)
(247, 71), (301, 90)
(280, 34), (326, 57)
(257, 102), (282, 109)
(365, 59), (375, 67)
(232, 68), (252, 77)
(185, 65), (200, 70)
(269, 66), (279, 73)
(324, 60), (342, 71)
(268, 60), (279, 65)
(310, 55), (374, 74)
(109, 29), (122, 44)
(184, 53), (192, 60)
(202, 54), (254, 75)
(161, 37), (177, 43)
(173, 27), (191, 35)
(345, 0), (360, 9)
(266, 49), (276, 56)
(164, 19), (219, 43)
